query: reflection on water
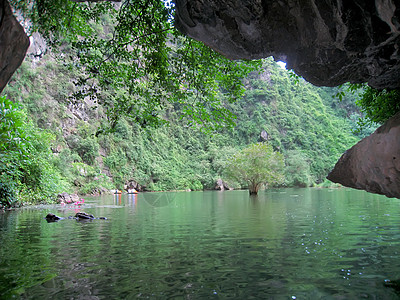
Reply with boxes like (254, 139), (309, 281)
(142, 191), (177, 207)
(1, 188), (400, 299)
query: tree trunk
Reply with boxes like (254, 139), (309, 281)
(248, 182), (259, 195)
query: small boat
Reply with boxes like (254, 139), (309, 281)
(127, 189), (138, 194)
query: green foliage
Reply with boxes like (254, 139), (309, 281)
(3, 54), (363, 198)
(333, 83), (400, 134)
(0, 96), (68, 207)
(70, 162), (112, 195)
(355, 86), (400, 125)
(0, 97), (28, 154)
(0, 181), (17, 208)
(11, 0), (261, 132)
(104, 148), (131, 189)
(284, 150), (313, 187)
(228, 59), (360, 183)
(76, 138), (99, 165)
(224, 143), (285, 195)
(0, 97), (27, 207)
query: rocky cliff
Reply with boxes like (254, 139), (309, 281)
(175, 0), (400, 90)
(0, 0), (29, 93)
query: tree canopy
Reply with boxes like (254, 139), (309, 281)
(10, 0), (261, 132)
(335, 83), (400, 131)
(355, 86), (400, 127)
(224, 142), (285, 195)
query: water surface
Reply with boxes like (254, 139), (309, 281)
(1, 188), (400, 299)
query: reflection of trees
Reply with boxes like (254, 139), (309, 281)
(143, 192), (176, 207)
(0, 208), (112, 298)
(0, 211), (56, 297)
(2, 190), (400, 298)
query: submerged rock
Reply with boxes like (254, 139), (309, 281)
(73, 212), (107, 220)
(74, 212), (95, 220)
(45, 212), (107, 222)
(384, 279), (400, 294)
(45, 213), (63, 222)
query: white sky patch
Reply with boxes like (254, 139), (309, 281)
(277, 61), (287, 69)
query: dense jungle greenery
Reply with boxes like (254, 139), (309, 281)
(1, 54), (373, 207)
(1, 0), (391, 207)
(10, 0), (260, 131)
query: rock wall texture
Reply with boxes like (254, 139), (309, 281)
(175, 0), (400, 89)
(0, 0), (29, 93)
(327, 112), (400, 198)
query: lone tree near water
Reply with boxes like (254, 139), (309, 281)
(225, 143), (284, 195)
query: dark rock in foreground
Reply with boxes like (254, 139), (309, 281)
(45, 212), (107, 222)
(328, 112), (400, 199)
(74, 212), (95, 219)
(175, 0), (400, 89)
(45, 213), (63, 222)
(0, 0), (30, 93)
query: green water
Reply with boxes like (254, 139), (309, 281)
(1, 188), (400, 299)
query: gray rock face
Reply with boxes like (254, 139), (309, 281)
(175, 0), (400, 89)
(57, 192), (80, 204)
(124, 179), (142, 192)
(215, 178), (231, 191)
(327, 112), (400, 198)
(0, 0), (30, 93)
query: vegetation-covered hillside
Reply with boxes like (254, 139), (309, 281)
(1, 53), (368, 206)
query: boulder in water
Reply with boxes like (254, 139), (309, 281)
(75, 212), (95, 220)
(45, 213), (62, 222)
(57, 192), (80, 204)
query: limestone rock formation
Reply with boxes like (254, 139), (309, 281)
(57, 192), (80, 204)
(327, 112), (400, 198)
(0, 0), (30, 93)
(215, 178), (231, 191)
(124, 179), (143, 192)
(175, 0), (400, 89)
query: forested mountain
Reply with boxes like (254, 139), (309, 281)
(2, 53), (370, 203)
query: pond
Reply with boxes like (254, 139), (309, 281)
(1, 188), (400, 299)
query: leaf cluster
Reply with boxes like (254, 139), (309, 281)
(355, 86), (400, 125)
(10, 0), (261, 132)
(334, 83), (400, 133)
